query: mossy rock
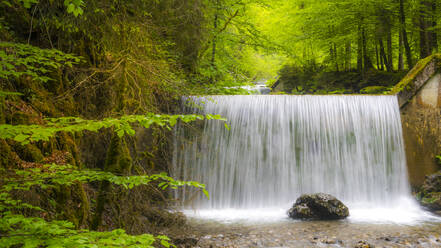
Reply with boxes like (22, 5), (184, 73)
(0, 140), (17, 168)
(421, 171), (441, 193)
(288, 193), (349, 220)
(421, 192), (441, 210)
(11, 111), (32, 124)
(13, 143), (44, 163)
(417, 171), (441, 211)
(360, 86), (388, 94)
(142, 208), (187, 228)
(391, 54), (441, 95)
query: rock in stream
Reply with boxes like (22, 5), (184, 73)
(288, 193), (349, 220)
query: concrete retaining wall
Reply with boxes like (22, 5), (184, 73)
(393, 55), (441, 186)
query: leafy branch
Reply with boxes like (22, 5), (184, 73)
(3, 0), (84, 16)
(0, 42), (82, 82)
(0, 91), (23, 97)
(1, 164), (208, 199)
(0, 163), (209, 247)
(0, 113), (227, 145)
(0, 214), (173, 247)
(0, 111), (226, 247)
(0, 164), (209, 212)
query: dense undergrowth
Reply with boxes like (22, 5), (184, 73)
(0, 0), (235, 247)
(0, 112), (224, 247)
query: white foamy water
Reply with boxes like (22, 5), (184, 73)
(172, 95), (439, 224)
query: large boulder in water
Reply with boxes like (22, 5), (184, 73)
(288, 193), (349, 220)
(417, 171), (441, 211)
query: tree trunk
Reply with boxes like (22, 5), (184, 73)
(398, 30), (404, 70)
(211, 15), (218, 67)
(362, 27), (373, 71)
(386, 28), (393, 71)
(210, 7), (218, 83)
(357, 24), (363, 73)
(379, 38), (389, 71)
(380, 52), (384, 71)
(430, 0), (438, 52)
(399, 0), (413, 68)
(334, 43), (339, 72)
(419, 0), (431, 59)
(329, 44), (333, 70)
(375, 42), (380, 70)
(345, 42), (351, 71)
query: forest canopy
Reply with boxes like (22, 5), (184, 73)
(2, 0), (440, 91)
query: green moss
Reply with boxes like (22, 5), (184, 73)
(0, 140), (16, 168)
(0, 97), (5, 124)
(14, 144), (44, 162)
(75, 181), (90, 228)
(390, 54), (441, 94)
(421, 192), (441, 205)
(56, 133), (80, 166)
(55, 184), (78, 227)
(360, 86), (388, 94)
(91, 134), (133, 230)
(11, 111), (30, 124)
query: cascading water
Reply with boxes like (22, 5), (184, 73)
(172, 95), (434, 223)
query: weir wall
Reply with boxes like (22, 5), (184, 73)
(393, 55), (441, 186)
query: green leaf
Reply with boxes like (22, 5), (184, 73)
(66, 3), (75, 13)
(203, 189), (210, 199)
(13, 134), (29, 143)
(224, 123), (230, 131)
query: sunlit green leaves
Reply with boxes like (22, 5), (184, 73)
(64, 0), (84, 17)
(0, 162), (208, 247)
(0, 91), (22, 97)
(0, 113), (227, 145)
(16, 0), (38, 8)
(0, 42), (82, 82)
(0, 213), (171, 248)
(1, 164), (208, 197)
(12, 0), (84, 17)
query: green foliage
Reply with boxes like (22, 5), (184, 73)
(0, 113), (227, 145)
(253, 0), (441, 79)
(194, 0), (282, 85)
(7, 0), (84, 16)
(64, 0), (84, 17)
(436, 154), (441, 165)
(0, 222), (171, 248)
(0, 91), (23, 97)
(0, 109), (225, 247)
(0, 164), (208, 211)
(0, 164), (184, 247)
(0, 161), (209, 247)
(0, 42), (82, 82)
(3, 0), (38, 9)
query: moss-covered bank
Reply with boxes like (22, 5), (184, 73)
(273, 65), (406, 94)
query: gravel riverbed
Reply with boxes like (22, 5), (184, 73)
(185, 219), (441, 247)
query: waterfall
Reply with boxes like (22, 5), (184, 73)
(172, 95), (428, 223)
